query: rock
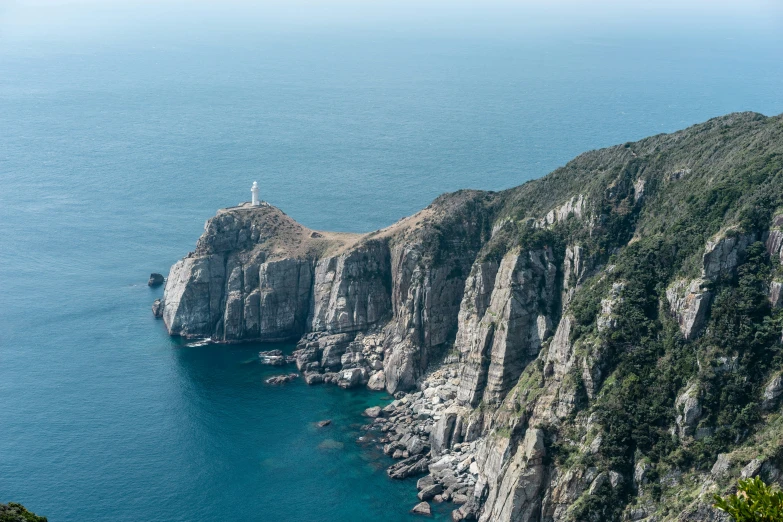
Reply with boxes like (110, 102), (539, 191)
(418, 483), (443, 501)
(769, 281), (783, 308)
(259, 350), (287, 366)
(388, 455), (429, 480)
(364, 406), (382, 418)
(406, 436), (427, 455)
(522, 428), (546, 462)
(741, 458), (764, 479)
(151, 299), (163, 318)
(429, 455), (456, 472)
(337, 368), (362, 389)
(667, 279), (712, 340)
(411, 502), (431, 516)
(148, 273), (165, 287)
(317, 419), (332, 428)
(635, 461), (650, 488)
(597, 282), (625, 332)
(702, 231), (756, 281)
(367, 370), (386, 391)
(608, 471), (623, 489)
(304, 372), (325, 385)
(417, 475), (435, 491)
(762, 373), (783, 410)
(451, 503), (478, 522)
(711, 454), (731, 477)
(455, 249), (557, 406)
(431, 409), (459, 455)
(265, 373), (298, 385)
(675, 383), (702, 438)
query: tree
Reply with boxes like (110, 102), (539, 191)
(713, 477), (783, 521)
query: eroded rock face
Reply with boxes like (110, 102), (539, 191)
(666, 278), (712, 340)
(479, 429), (547, 522)
(762, 373), (783, 411)
(562, 244), (586, 307)
(456, 249), (558, 406)
(309, 241), (391, 334)
(675, 382), (702, 438)
(255, 258), (313, 340)
(155, 116), (783, 522)
(702, 231), (757, 281)
(162, 254), (227, 338)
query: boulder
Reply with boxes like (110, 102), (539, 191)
(259, 350), (287, 366)
(304, 372), (325, 385)
(367, 370), (386, 391)
(418, 483), (443, 501)
(151, 299), (163, 318)
(148, 273), (165, 287)
(430, 409), (458, 455)
(317, 419), (332, 428)
(337, 368), (362, 389)
(388, 455), (429, 480)
(265, 373), (298, 385)
(364, 406), (383, 418)
(411, 502), (431, 516)
(417, 475), (435, 491)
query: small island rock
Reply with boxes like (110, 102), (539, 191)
(148, 273), (165, 287)
(265, 373), (299, 385)
(411, 502), (431, 516)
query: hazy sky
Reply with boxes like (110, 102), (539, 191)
(2, 0), (782, 46)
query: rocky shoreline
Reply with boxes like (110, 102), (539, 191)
(152, 113), (783, 521)
(361, 364), (483, 520)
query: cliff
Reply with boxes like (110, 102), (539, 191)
(156, 112), (783, 521)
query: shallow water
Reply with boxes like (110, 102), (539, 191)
(1, 9), (782, 521)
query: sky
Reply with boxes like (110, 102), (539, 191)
(1, 0), (782, 46)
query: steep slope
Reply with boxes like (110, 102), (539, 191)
(156, 112), (783, 520)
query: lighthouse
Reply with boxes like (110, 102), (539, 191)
(251, 181), (260, 206)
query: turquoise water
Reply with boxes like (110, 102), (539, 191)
(1, 6), (783, 521)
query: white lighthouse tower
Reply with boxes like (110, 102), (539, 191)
(251, 181), (260, 206)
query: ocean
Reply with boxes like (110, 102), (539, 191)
(1, 5), (782, 521)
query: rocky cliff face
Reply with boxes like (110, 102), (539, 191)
(156, 112), (783, 521)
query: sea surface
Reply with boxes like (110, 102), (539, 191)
(1, 6), (783, 521)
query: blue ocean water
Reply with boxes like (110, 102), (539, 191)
(1, 7), (783, 521)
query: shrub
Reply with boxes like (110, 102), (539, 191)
(713, 477), (783, 521)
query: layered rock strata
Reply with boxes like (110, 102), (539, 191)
(155, 113), (783, 521)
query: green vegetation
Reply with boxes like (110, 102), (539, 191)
(0, 503), (47, 522)
(714, 477), (783, 521)
(482, 112), (783, 520)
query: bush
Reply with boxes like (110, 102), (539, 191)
(713, 477), (783, 521)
